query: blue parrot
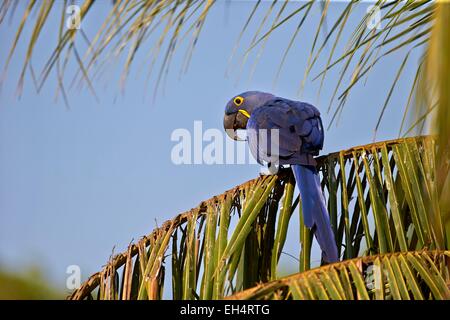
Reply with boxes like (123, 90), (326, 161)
(223, 91), (338, 263)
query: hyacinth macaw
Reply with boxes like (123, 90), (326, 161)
(223, 91), (338, 263)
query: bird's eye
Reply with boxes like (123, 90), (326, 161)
(234, 96), (244, 106)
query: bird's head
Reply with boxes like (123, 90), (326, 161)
(223, 91), (274, 140)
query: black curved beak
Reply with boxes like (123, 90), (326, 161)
(223, 112), (248, 141)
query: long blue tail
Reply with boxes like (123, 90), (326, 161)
(292, 165), (338, 263)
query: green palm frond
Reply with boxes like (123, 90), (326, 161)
(227, 250), (450, 300)
(0, 0), (214, 95)
(68, 136), (448, 300)
(0, 2), (433, 106)
(1, 1), (446, 142)
(416, 2), (450, 238)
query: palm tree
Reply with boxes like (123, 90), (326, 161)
(1, 0), (448, 300)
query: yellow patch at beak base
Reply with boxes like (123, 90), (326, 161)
(238, 109), (250, 118)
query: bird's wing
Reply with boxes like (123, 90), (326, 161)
(246, 98), (324, 165)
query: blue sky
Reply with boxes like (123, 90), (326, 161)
(0, 1), (422, 292)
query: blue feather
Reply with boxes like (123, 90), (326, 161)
(292, 165), (338, 263)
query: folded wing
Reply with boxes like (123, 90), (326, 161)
(246, 98), (324, 166)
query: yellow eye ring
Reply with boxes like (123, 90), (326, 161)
(234, 96), (244, 106)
